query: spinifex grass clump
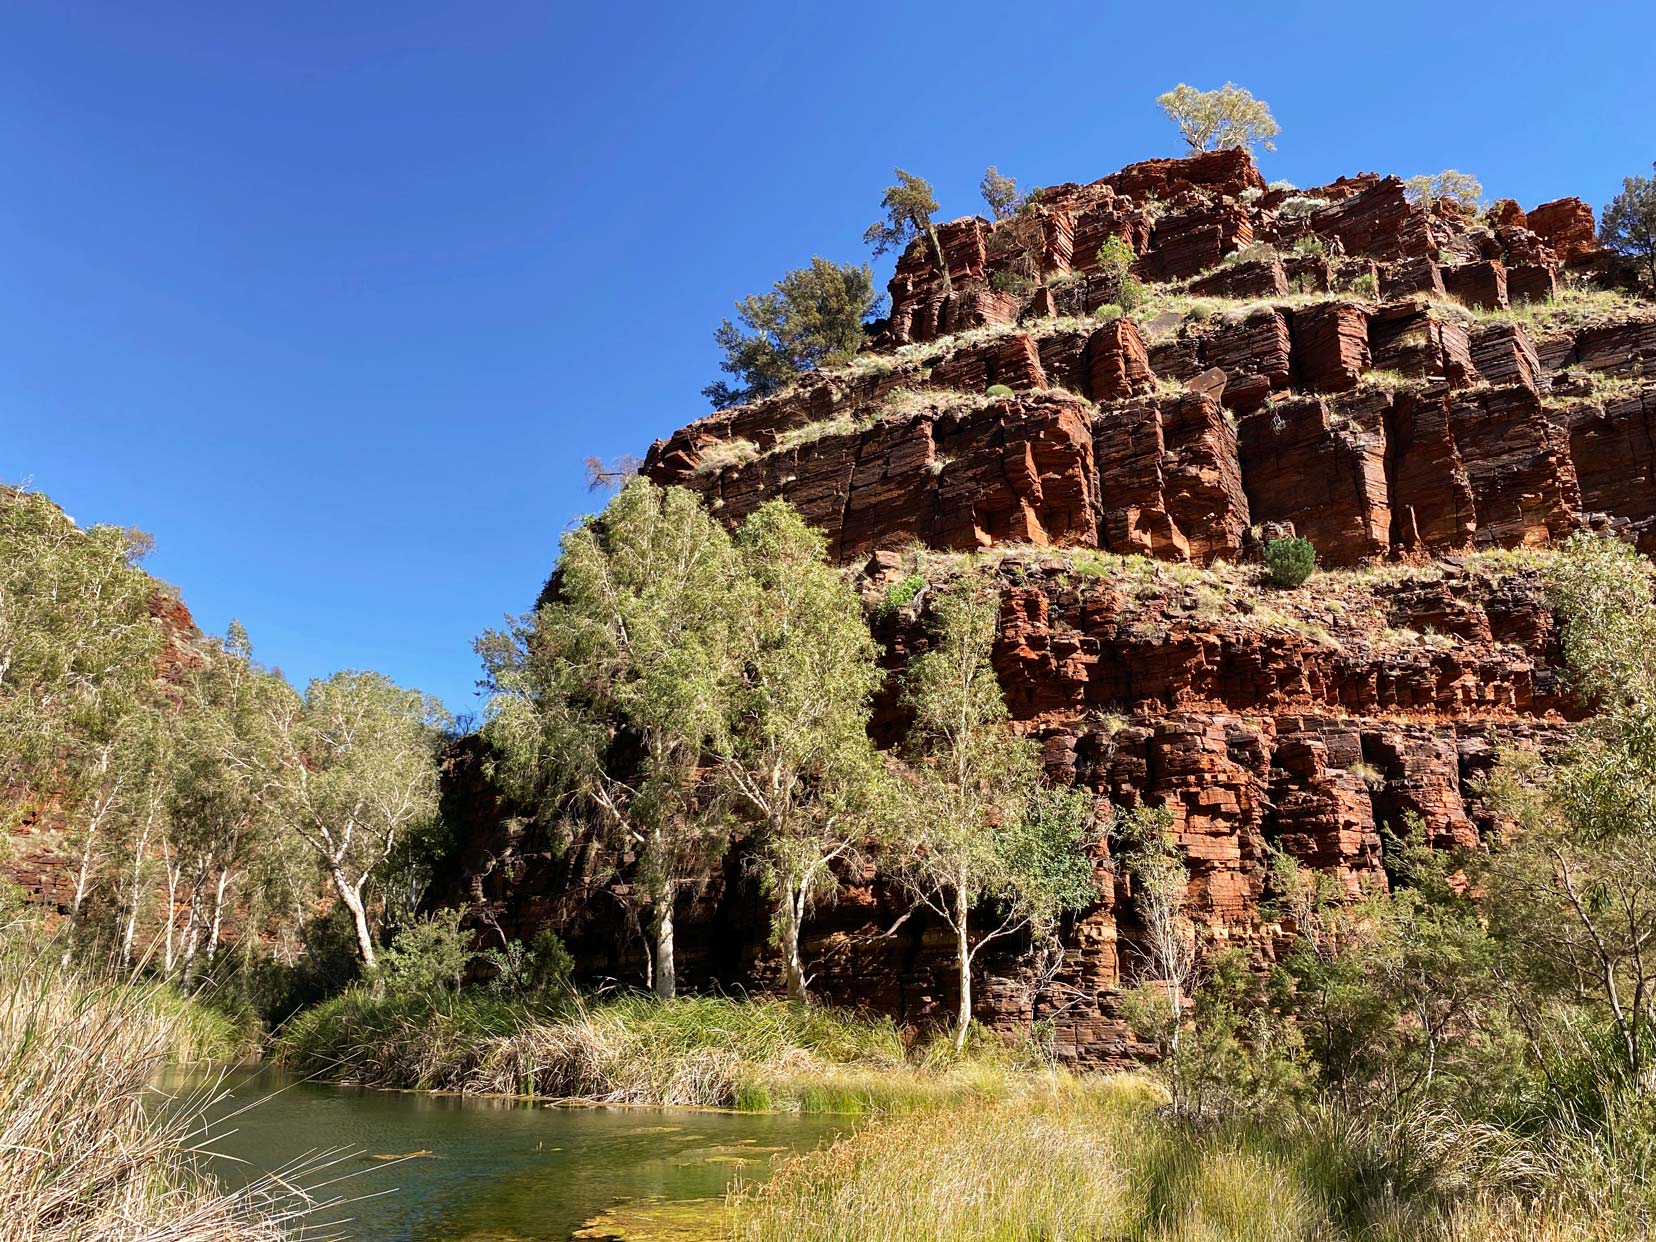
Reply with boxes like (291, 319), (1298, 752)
(0, 935), (314, 1242)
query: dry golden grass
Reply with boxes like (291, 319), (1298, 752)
(0, 932), (323, 1242)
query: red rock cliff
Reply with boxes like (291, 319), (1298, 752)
(443, 150), (1650, 1062)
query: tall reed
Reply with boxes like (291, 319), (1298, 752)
(0, 935), (315, 1242)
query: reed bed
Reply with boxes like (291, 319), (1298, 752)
(274, 989), (1052, 1112)
(0, 938), (318, 1242)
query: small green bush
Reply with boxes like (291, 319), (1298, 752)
(1292, 235), (1327, 257)
(1347, 271), (1379, 300)
(379, 907), (469, 997)
(985, 383), (1015, 398)
(881, 573), (927, 618)
(1263, 536), (1316, 588)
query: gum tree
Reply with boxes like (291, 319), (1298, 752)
(865, 169), (949, 295)
(703, 258), (881, 409)
(267, 669), (449, 974)
(899, 586), (1097, 1048)
(1600, 163), (1656, 290)
(0, 488), (168, 951)
(721, 500), (890, 1002)
(1156, 83), (1279, 155)
(478, 479), (740, 999)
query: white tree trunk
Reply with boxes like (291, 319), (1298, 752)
(653, 880), (676, 1001)
(781, 874), (807, 1003)
(330, 868), (378, 973)
(954, 884), (972, 1051)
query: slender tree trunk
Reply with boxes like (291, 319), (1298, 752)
(329, 867), (378, 973)
(205, 867), (231, 968)
(653, 878), (676, 1001)
(781, 873), (807, 1003)
(954, 883), (972, 1051)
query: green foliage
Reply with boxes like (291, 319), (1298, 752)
(1156, 82), (1280, 155)
(900, 586), (1097, 1045)
(1346, 270), (1379, 300)
(880, 573), (927, 620)
(1403, 170), (1485, 211)
(702, 257), (882, 408)
(863, 169), (940, 258)
(985, 382), (1015, 397)
(1600, 162), (1656, 290)
(268, 668), (449, 972)
(1263, 536), (1316, 588)
(1292, 235), (1327, 257)
(723, 501), (892, 1000)
(1093, 236), (1144, 310)
(979, 165), (1023, 221)
(477, 479), (742, 999)
(481, 928), (576, 1007)
(379, 907), (470, 997)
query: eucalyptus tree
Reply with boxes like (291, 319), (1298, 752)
(1156, 82), (1280, 155)
(0, 488), (169, 947)
(721, 500), (890, 1002)
(1481, 534), (1656, 1091)
(898, 586), (1097, 1048)
(267, 669), (449, 974)
(478, 479), (742, 999)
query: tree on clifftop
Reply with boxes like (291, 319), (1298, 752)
(979, 166), (1023, 222)
(864, 168), (951, 297)
(1156, 83), (1279, 155)
(702, 258), (882, 409)
(1601, 163), (1656, 291)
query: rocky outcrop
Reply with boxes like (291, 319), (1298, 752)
(442, 150), (1649, 1064)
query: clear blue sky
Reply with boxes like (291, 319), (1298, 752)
(5, 1), (1652, 714)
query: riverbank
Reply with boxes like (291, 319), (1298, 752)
(0, 934), (308, 1242)
(725, 1086), (1647, 1242)
(273, 987), (1057, 1113)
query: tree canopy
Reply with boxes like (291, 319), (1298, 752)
(702, 258), (881, 409)
(1156, 83), (1279, 155)
(1600, 163), (1656, 290)
(863, 169), (941, 258)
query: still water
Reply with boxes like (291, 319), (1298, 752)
(161, 1068), (846, 1241)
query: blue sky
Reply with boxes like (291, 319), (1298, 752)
(5, 1), (1653, 714)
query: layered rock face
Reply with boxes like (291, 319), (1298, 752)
(442, 151), (1649, 1063)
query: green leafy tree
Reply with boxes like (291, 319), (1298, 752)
(864, 169), (950, 296)
(1481, 534), (1656, 1093)
(979, 166), (1023, 221)
(1600, 164), (1656, 290)
(703, 258), (882, 409)
(1093, 236), (1145, 311)
(0, 488), (168, 947)
(722, 501), (891, 1001)
(1156, 83), (1280, 155)
(379, 907), (471, 997)
(898, 587), (1097, 1048)
(267, 670), (449, 975)
(477, 479), (741, 999)
(1403, 170), (1484, 211)
(1116, 805), (1197, 1056)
